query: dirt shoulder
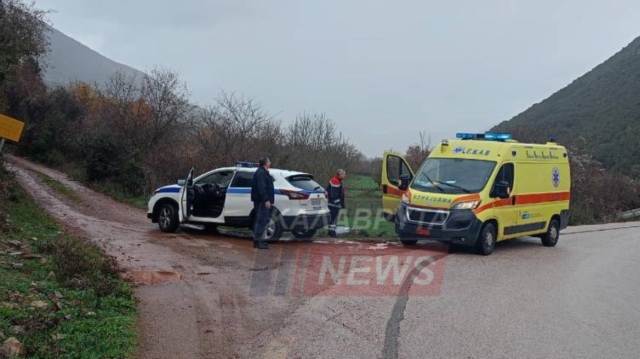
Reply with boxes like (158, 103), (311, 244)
(7, 156), (391, 359)
(0, 165), (136, 358)
(6, 156), (284, 358)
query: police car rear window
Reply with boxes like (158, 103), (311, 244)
(287, 175), (323, 191)
(231, 172), (253, 187)
(230, 171), (275, 187)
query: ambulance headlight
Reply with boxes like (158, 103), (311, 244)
(451, 200), (481, 210)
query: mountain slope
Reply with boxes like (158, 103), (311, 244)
(492, 35), (640, 178)
(42, 27), (145, 86)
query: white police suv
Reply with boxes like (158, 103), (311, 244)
(147, 162), (330, 241)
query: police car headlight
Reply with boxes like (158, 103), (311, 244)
(451, 200), (481, 210)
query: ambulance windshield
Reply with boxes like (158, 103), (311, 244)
(411, 158), (496, 194)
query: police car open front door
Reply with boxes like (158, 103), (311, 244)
(381, 151), (414, 220)
(179, 168), (194, 223)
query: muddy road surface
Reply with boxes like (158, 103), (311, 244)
(7, 156), (640, 359)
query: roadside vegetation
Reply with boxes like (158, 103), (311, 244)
(1, 3), (136, 357)
(0, 167), (137, 358)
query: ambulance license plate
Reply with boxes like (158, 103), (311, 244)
(416, 228), (431, 236)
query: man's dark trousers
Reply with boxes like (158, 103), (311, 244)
(254, 202), (270, 241)
(328, 206), (340, 236)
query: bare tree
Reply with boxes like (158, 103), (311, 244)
(140, 68), (191, 151)
(405, 130), (432, 170)
(101, 70), (141, 147)
(418, 131), (431, 153)
(191, 92), (282, 169)
(280, 113), (361, 185)
(92, 68), (193, 193)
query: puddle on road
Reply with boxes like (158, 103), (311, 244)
(123, 271), (184, 285)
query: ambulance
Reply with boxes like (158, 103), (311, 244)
(381, 132), (570, 255)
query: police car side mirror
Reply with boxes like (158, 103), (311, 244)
(398, 174), (411, 191)
(494, 181), (510, 199)
(177, 179), (186, 186)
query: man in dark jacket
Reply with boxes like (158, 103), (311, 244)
(251, 156), (275, 249)
(326, 169), (346, 237)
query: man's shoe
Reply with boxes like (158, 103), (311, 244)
(328, 230), (337, 238)
(253, 241), (269, 249)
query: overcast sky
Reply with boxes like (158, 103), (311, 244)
(40, 0), (640, 157)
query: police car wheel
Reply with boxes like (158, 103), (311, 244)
(541, 219), (560, 247)
(158, 203), (179, 233)
(475, 222), (496, 255)
(291, 229), (317, 239)
(263, 215), (283, 243)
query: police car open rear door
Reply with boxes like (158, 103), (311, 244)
(381, 151), (414, 221)
(178, 168), (194, 223)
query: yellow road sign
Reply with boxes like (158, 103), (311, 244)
(0, 114), (25, 142)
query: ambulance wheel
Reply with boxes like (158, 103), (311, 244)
(158, 203), (179, 233)
(541, 219), (560, 247)
(475, 222), (496, 255)
(398, 232), (418, 245)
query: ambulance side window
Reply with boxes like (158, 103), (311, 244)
(493, 163), (514, 194)
(401, 161), (411, 177)
(387, 156), (411, 186)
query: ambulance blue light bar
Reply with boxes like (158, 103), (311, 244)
(456, 132), (512, 141)
(484, 133), (511, 140)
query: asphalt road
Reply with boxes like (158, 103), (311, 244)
(7, 155), (640, 359)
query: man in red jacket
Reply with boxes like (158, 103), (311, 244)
(326, 169), (347, 237)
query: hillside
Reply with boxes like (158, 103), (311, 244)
(42, 27), (145, 86)
(38, 25), (640, 179)
(492, 35), (640, 178)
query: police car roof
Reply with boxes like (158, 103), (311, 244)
(217, 166), (311, 177)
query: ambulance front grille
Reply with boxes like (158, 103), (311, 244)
(406, 208), (449, 225)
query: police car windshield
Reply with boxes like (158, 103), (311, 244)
(411, 158), (496, 194)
